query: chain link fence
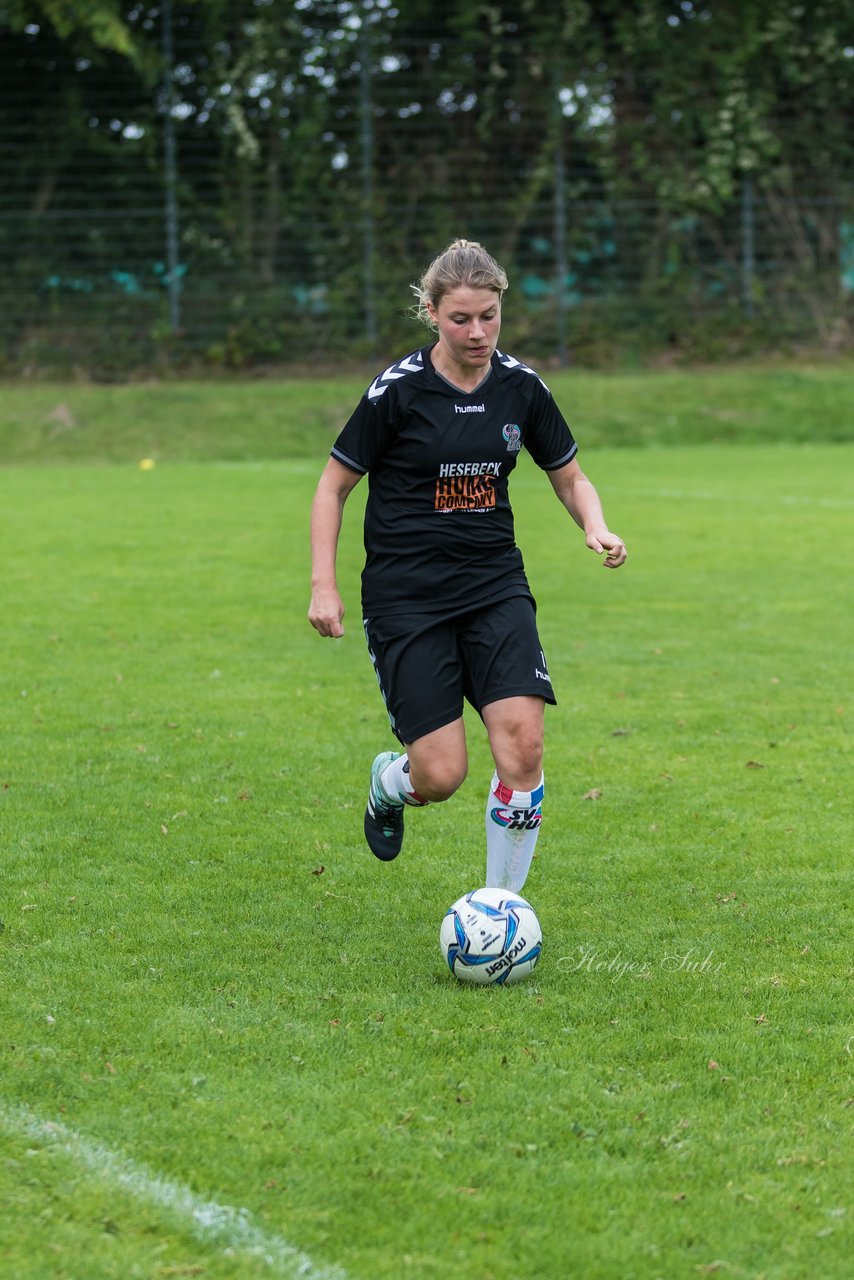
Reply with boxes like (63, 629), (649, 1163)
(1, 11), (852, 374)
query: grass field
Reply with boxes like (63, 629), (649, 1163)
(1, 365), (852, 1280)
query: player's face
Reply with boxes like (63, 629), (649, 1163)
(428, 286), (502, 373)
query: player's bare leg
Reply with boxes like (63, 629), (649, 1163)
(364, 719), (467, 861)
(405, 718), (468, 801)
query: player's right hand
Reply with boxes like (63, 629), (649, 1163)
(308, 587), (345, 637)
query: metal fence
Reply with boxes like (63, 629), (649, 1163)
(1, 13), (852, 374)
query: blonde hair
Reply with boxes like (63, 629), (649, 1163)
(411, 238), (509, 329)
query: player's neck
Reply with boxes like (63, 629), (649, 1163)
(429, 342), (492, 394)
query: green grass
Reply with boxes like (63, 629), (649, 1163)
(0, 369), (852, 1280)
(0, 358), (852, 466)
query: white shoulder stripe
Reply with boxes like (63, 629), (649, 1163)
(367, 349), (424, 400)
(497, 350), (550, 391)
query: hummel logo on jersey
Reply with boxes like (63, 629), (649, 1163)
(454, 403), (485, 414)
(367, 350), (424, 400)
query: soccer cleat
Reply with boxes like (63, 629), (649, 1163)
(364, 750), (405, 861)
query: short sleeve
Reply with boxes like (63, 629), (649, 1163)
(330, 391), (397, 475)
(524, 378), (578, 471)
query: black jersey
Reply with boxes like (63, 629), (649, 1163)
(331, 343), (578, 616)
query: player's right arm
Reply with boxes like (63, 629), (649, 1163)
(308, 457), (363, 637)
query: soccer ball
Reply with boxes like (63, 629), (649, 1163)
(439, 887), (542, 986)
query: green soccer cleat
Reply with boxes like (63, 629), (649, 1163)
(364, 751), (405, 861)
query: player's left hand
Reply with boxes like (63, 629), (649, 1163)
(586, 529), (627, 568)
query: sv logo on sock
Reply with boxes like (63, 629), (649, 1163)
(490, 806), (542, 830)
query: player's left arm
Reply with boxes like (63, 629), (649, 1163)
(547, 458), (627, 568)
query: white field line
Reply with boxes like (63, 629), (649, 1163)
(0, 1101), (347, 1280)
(209, 461), (854, 510)
(606, 486), (854, 510)
(512, 478), (854, 509)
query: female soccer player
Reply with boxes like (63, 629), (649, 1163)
(308, 239), (626, 892)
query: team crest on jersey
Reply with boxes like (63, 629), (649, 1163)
(502, 423), (522, 452)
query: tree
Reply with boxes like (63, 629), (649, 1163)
(1, 0), (142, 60)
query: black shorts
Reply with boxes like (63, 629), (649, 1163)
(362, 593), (556, 745)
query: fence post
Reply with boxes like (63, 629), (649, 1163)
(161, 0), (181, 333)
(553, 84), (569, 366)
(741, 174), (755, 317)
(359, 17), (378, 350)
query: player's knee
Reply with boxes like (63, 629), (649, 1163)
(412, 757), (467, 802)
(512, 743), (543, 785)
(495, 726), (543, 787)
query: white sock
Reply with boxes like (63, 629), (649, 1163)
(485, 773), (544, 892)
(380, 754), (429, 807)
